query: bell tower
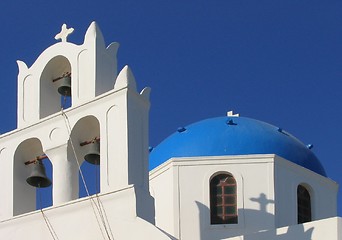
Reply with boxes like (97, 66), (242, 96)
(0, 22), (153, 222)
(17, 22), (120, 124)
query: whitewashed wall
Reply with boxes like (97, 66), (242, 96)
(150, 154), (338, 240)
(274, 155), (338, 228)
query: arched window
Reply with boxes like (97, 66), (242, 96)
(297, 184), (312, 224)
(210, 173), (237, 224)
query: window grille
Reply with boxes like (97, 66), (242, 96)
(210, 173), (238, 224)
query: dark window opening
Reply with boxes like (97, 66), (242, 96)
(297, 184), (312, 224)
(210, 173), (238, 224)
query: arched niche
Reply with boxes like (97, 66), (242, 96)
(40, 55), (72, 119)
(67, 115), (101, 198)
(13, 138), (53, 216)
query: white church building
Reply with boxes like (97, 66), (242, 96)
(0, 22), (340, 239)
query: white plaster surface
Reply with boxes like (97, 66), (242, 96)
(150, 154), (339, 240)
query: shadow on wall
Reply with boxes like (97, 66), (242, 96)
(242, 224), (314, 240)
(196, 193), (314, 240)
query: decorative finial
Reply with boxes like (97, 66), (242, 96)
(55, 24), (74, 42)
(177, 127), (187, 133)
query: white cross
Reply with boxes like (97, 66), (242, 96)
(55, 24), (74, 42)
(227, 110), (240, 117)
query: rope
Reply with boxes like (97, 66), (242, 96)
(95, 195), (115, 240)
(60, 108), (114, 240)
(95, 163), (115, 240)
(38, 186), (59, 240)
(61, 95), (68, 110)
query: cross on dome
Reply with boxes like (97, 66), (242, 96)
(227, 110), (240, 117)
(55, 24), (74, 42)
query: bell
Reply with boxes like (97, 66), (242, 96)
(57, 75), (71, 96)
(26, 161), (52, 188)
(84, 141), (100, 165)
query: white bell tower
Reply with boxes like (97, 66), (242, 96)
(0, 22), (154, 225)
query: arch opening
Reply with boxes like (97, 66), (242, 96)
(68, 115), (101, 199)
(40, 55), (72, 119)
(13, 138), (53, 215)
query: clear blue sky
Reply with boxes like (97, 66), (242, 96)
(0, 1), (341, 215)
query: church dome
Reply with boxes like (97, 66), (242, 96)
(149, 116), (326, 176)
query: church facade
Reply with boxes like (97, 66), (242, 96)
(0, 22), (340, 239)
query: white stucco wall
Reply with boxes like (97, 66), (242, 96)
(0, 186), (171, 240)
(149, 164), (179, 237)
(274, 156), (338, 228)
(150, 154), (338, 240)
(150, 155), (277, 240)
(228, 217), (342, 240)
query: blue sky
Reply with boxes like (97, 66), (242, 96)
(0, 1), (341, 215)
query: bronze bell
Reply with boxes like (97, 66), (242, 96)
(57, 75), (71, 96)
(84, 141), (100, 165)
(26, 161), (52, 188)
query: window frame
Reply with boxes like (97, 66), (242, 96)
(210, 172), (238, 225)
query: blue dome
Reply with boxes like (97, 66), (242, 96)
(149, 116), (326, 176)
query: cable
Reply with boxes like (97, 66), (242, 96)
(61, 95), (67, 110)
(38, 186), (59, 240)
(60, 109), (114, 240)
(95, 195), (115, 240)
(94, 165), (114, 239)
(61, 109), (107, 240)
